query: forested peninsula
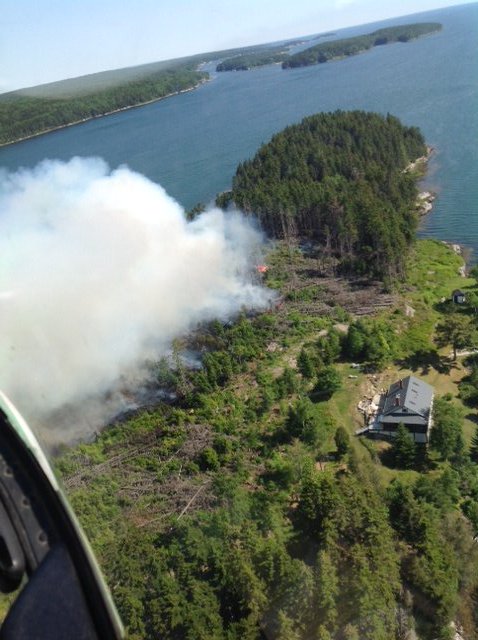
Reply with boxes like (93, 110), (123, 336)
(282, 22), (442, 68)
(215, 34), (335, 72)
(0, 62), (208, 146)
(0, 33), (318, 146)
(10, 111), (475, 640)
(1, 32), (318, 145)
(216, 48), (288, 72)
(216, 23), (441, 72)
(218, 110), (426, 281)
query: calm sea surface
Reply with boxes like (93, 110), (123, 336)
(1, 4), (477, 252)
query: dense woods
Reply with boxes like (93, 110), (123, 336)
(215, 35), (327, 72)
(216, 49), (287, 71)
(0, 64), (207, 145)
(282, 23), (442, 68)
(216, 23), (440, 73)
(219, 110), (426, 280)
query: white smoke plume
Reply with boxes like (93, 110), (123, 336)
(0, 157), (272, 442)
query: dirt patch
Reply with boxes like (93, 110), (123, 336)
(334, 323), (349, 333)
(279, 254), (396, 317)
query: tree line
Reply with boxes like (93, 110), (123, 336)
(215, 34), (338, 72)
(216, 50), (286, 71)
(215, 23), (441, 72)
(282, 23), (441, 68)
(0, 64), (207, 145)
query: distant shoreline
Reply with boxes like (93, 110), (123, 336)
(0, 78), (209, 149)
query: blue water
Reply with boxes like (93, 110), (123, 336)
(1, 4), (477, 251)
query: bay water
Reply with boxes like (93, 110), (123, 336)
(1, 3), (477, 253)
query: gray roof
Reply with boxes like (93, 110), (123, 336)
(379, 415), (429, 425)
(381, 375), (434, 422)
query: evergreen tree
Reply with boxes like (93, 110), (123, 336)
(314, 550), (338, 632)
(316, 626), (333, 640)
(334, 426), (350, 459)
(343, 624), (360, 640)
(471, 426), (478, 463)
(286, 397), (318, 440)
(363, 328), (391, 370)
(276, 367), (299, 399)
(466, 291), (478, 314)
(431, 397), (465, 461)
(297, 347), (316, 379)
(343, 324), (366, 361)
(276, 611), (301, 640)
(462, 498), (478, 532)
(391, 423), (416, 469)
(285, 397), (333, 447)
(317, 330), (341, 364)
(435, 314), (477, 360)
(259, 385), (276, 415)
(313, 366), (341, 399)
(296, 470), (339, 539)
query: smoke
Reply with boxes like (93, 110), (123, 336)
(0, 157), (272, 441)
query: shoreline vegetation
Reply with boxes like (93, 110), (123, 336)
(215, 33), (335, 72)
(217, 22), (441, 72)
(3, 111), (478, 638)
(405, 146), (437, 216)
(282, 22), (442, 69)
(0, 22), (441, 147)
(0, 78), (209, 148)
(0, 65), (209, 147)
(0, 31), (320, 147)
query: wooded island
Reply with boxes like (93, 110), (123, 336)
(282, 22), (442, 68)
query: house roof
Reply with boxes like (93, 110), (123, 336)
(379, 415), (429, 425)
(381, 375), (434, 419)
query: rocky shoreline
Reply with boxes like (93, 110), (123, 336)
(417, 189), (436, 215)
(441, 241), (472, 275)
(405, 146), (437, 216)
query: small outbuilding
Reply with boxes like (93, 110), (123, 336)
(452, 289), (466, 304)
(374, 376), (434, 444)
